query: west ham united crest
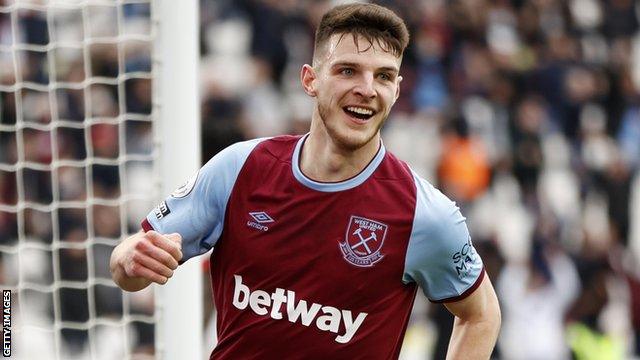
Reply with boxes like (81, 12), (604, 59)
(340, 216), (388, 267)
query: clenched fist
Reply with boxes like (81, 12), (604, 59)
(110, 230), (183, 291)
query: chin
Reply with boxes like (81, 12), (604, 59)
(318, 105), (383, 150)
(330, 126), (379, 151)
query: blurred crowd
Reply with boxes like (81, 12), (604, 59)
(201, 0), (640, 358)
(2, 0), (640, 358)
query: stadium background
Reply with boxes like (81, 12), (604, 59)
(2, 0), (640, 358)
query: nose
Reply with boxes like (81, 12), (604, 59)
(353, 73), (376, 99)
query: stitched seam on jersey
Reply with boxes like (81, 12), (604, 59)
(429, 266), (486, 303)
(401, 169), (421, 286)
(261, 135), (302, 164)
(297, 135), (383, 184)
(208, 137), (270, 251)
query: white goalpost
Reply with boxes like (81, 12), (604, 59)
(0, 0), (202, 358)
(153, 0), (202, 359)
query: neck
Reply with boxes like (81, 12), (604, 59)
(299, 114), (381, 183)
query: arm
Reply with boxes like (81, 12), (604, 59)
(444, 274), (501, 360)
(110, 230), (183, 292)
(110, 140), (263, 291)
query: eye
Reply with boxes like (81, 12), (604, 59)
(340, 68), (354, 76)
(378, 73), (391, 81)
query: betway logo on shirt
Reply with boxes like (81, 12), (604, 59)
(232, 275), (367, 343)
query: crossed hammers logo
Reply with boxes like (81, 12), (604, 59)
(351, 228), (378, 255)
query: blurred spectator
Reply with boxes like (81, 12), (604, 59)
(498, 240), (580, 359)
(201, 85), (247, 161)
(437, 116), (491, 203)
(511, 95), (547, 200)
(566, 254), (625, 360)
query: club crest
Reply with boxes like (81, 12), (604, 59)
(339, 216), (388, 267)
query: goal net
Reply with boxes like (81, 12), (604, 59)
(0, 0), (200, 358)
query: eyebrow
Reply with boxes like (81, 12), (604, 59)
(378, 66), (399, 74)
(331, 62), (399, 74)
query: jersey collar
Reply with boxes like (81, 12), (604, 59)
(291, 133), (386, 192)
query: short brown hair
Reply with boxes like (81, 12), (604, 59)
(314, 3), (410, 61)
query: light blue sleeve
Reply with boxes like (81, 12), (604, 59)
(144, 138), (266, 262)
(403, 172), (484, 302)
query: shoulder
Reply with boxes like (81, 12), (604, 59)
(404, 171), (473, 274)
(413, 173), (458, 220)
(200, 136), (291, 173)
(370, 147), (453, 220)
(411, 172), (466, 250)
(403, 172), (484, 301)
(209, 135), (301, 166)
(253, 135), (301, 162)
(373, 149), (415, 182)
(208, 137), (271, 162)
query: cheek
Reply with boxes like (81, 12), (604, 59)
(380, 88), (397, 106)
(319, 86), (344, 106)
(319, 91), (337, 107)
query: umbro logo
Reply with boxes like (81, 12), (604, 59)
(249, 211), (275, 223)
(247, 211), (274, 232)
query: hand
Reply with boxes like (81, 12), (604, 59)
(111, 231), (183, 291)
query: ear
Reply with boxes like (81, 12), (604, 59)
(301, 64), (318, 97)
(394, 75), (403, 102)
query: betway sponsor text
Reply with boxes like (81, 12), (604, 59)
(232, 275), (367, 343)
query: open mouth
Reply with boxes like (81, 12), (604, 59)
(343, 106), (376, 121)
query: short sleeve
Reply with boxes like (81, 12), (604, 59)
(402, 173), (484, 302)
(142, 138), (266, 262)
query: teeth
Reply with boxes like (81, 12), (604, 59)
(346, 106), (373, 115)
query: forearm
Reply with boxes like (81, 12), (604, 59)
(444, 275), (501, 360)
(446, 313), (500, 359)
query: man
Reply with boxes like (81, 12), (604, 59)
(110, 3), (501, 358)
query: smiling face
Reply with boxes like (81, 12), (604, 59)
(302, 33), (403, 151)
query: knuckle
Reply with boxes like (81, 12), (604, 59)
(170, 241), (180, 251)
(145, 232), (159, 244)
(132, 253), (148, 267)
(134, 240), (148, 251)
(129, 263), (140, 275)
(140, 233), (152, 243)
(140, 245), (154, 257)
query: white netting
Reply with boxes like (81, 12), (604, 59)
(0, 0), (159, 358)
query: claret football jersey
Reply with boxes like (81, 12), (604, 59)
(142, 135), (484, 359)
